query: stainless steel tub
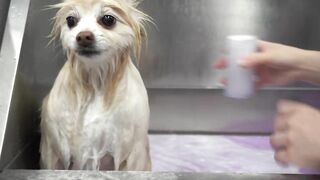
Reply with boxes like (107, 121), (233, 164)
(0, 0), (320, 179)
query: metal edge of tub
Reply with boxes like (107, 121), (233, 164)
(0, 0), (31, 170)
(0, 0), (11, 49)
(1, 170), (320, 180)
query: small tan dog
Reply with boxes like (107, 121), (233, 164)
(40, 0), (151, 170)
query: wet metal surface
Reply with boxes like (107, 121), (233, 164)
(0, 0), (10, 47)
(0, 0), (31, 170)
(1, 170), (320, 180)
(139, 0), (320, 88)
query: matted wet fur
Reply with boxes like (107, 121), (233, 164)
(40, 0), (152, 170)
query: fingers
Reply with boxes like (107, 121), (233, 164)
(214, 58), (227, 69)
(239, 52), (271, 68)
(219, 77), (227, 86)
(219, 40), (277, 69)
(254, 65), (272, 88)
(273, 99), (303, 133)
(271, 121), (291, 166)
(239, 40), (278, 69)
(270, 133), (289, 150)
(257, 40), (276, 50)
(274, 149), (289, 165)
(271, 130), (290, 165)
(271, 99), (301, 166)
(277, 100), (302, 115)
(273, 116), (288, 132)
(214, 58), (228, 86)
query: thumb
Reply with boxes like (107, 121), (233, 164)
(239, 52), (272, 68)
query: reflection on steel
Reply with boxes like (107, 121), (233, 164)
(0, 0), (10, 48)
(0, 0), (30, 169)
(139, 0), (320, 88)
(1, 170), (320, 179)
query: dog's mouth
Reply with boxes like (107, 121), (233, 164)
(76, 47), (101, 57)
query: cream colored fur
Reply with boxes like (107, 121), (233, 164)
(40, 0), (151, 170)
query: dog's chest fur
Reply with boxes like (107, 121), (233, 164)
(41, 61), (150, 170)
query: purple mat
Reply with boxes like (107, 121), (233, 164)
(149, 135), (311, 173)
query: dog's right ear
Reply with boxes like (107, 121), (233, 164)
(47, 2), (67, 45)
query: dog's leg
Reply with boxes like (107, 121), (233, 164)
(40, 137), (64, 169)
(40, 96), (72, 169)
(40, 97), (61, 169)
(120, 140), (152, 171)
(71, 154), (114, 170)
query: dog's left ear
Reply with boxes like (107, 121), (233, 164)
(122, 0), (151, 63)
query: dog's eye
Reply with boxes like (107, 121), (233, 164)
(66, 16), (78, 28)
(100, 15), (116, 28)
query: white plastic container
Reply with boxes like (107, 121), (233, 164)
(224, 35), (257, 99)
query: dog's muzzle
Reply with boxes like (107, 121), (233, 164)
(76, 31), (100, 57)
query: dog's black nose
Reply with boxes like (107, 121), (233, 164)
(76, 31), (95, 47)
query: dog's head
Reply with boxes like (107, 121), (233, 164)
(51, 0), (149, 63)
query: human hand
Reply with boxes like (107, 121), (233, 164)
(215, 41), (315, 87)
(270, 100), (320, 169)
